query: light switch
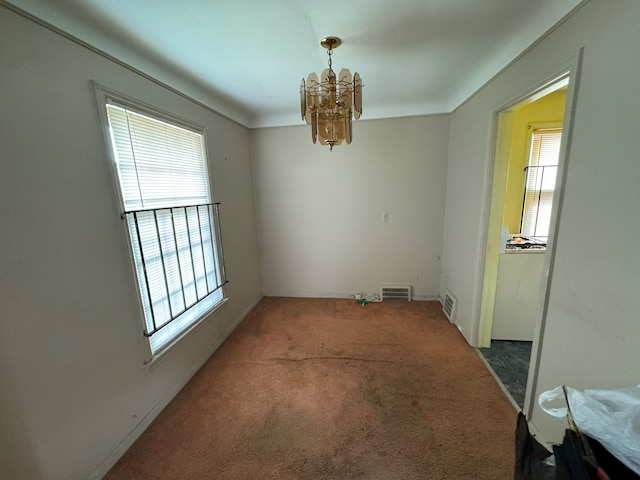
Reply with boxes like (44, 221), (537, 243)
(382, 213), (389, 224)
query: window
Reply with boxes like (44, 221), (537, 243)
(520, 128), (562, 238)
(103, 95), (227, 355)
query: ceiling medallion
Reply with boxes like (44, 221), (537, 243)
(300, 36), (363, 150)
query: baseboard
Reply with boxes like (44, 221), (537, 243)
(412, 295), (440, 301)
(474, 347), (521, 413)
(264, 291), (353, 299)
(473, 347), (554, 452)
(90, 294), (264, 480)
(526, 418), (553, 453)
(474, 351), (552, 453)
(265, 292), (441, 302)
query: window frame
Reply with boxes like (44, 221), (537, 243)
(94, 83), (227, 364)
(520, 123), (562, 239)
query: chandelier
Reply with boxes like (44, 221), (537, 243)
(300, 36), (363, 150)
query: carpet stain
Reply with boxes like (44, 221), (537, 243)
(105, 298), (517, 480)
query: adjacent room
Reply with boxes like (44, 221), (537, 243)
(1, 1), (639, 479)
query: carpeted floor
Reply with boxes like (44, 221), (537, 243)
(105, 298), (517, 479)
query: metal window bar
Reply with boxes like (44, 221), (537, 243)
(195, 205), (210, 294)
(122, 202), (228, 337)
(520, 165), (557, 238)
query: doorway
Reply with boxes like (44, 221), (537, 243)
(477, 73), (574, 412)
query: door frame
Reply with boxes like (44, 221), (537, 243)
(476, 49), (583, 418)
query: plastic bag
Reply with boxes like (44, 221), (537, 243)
(539, 384), (640, 475)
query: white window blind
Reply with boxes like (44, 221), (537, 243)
(106, 104), (209, 210)
(521, 128), (561, 238)
(106, 101), (225, 354)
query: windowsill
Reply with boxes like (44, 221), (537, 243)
(505, 248), (546, 254)
(142, 297), (229, 372)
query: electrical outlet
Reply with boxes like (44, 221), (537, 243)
(382, 213), (389, 224)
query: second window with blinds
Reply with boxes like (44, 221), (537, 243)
(99, 88), (227, 356)
(520, 127), (562, 238)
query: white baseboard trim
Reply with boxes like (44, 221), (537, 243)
(526, 418), (553, 452)
(265, 292), (441, 302)
(412, 295), (440, 301)
(473, 346), (552, 451)
(474, 347), (521, 412)
(264, 291), (353, 299)
(90, 294), (264, 480)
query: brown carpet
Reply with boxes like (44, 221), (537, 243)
(105, 298), (517, 479)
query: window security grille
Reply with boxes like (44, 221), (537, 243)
(123, 203), (227, 339)
(103, 98), (227, 354)
(520, 128), (561, 238)
(521, 165), (558, 237)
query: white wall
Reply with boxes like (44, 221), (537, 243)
(441, 0), (640, 444)
(0, 7), (263, 479)
(250, 116), (449, 300)
(5, 0), (637, 471)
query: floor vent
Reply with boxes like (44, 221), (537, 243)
(380, 285), (412, 302)
(442, 289), (457, 322)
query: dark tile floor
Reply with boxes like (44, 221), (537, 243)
(481, 341), (557, 479)
(479, 340), (532, 409)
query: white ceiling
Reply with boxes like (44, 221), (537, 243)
(7, 0), (584, 128)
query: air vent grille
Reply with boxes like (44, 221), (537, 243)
(443, 289), (457, 322)
(380, 285), (412, 302)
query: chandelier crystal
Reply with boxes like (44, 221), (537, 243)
(300, 37), (363, 150)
